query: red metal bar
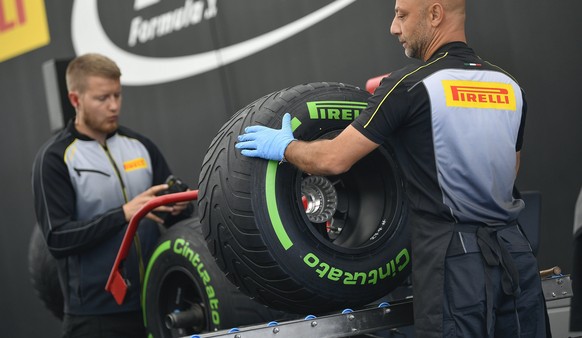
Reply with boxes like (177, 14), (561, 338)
(105, 190), (199, 305)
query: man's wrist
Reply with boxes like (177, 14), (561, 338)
(280, 139), (296, 163)
(121, 204), (131, 222)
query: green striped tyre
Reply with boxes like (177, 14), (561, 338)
(142, 218), (285, 337)
(198, 82), (411, 314)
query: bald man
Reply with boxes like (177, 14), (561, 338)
(236, 0), (547, 336)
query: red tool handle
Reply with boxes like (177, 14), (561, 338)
(105, 190), (199, 305)
(365, 73), (391, 94)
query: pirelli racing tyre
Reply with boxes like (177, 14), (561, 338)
(143, 218), (285, 337)
(198, 82), (411, 314)
(28, 224), (64, 320)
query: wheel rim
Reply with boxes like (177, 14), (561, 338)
(294, 147), (404, 254)
(156, 266), (208, 337)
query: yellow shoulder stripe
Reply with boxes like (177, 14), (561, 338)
(363, 52), (449, 128)
(63, 139), (78, 164)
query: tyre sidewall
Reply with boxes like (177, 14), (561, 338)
(250, 86), (411, 302)
(143, 218), (281, 336)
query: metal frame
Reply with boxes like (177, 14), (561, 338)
(188, 299), (414, 338)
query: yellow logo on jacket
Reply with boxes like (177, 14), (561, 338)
(0, 0), (50, 62)
(124, 158), (147, 172)
(442, 80), (516, 111)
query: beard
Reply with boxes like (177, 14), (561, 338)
(404, 16), (431, 60)
(81, 111), (118, 136)
(405, 33), (430, 60)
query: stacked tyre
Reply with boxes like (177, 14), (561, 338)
(28, 219), (286, 337)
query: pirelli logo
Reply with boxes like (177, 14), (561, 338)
(306, 101), (368, 121)
(442, 80), (516, 111)
(124, 158), (147, 172)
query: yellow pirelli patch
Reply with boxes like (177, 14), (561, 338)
(442, 80), (516, 111)
(124, 158), (147, 172)
(0, 0), (50, 62)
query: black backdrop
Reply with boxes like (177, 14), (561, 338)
(1, 1), (580, 336)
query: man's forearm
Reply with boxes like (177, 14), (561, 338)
(43, 208), (127, 258)
(285, 139), (349, 176)
(285, 125), (379, 176)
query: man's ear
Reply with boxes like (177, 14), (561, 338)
(429, 3), (444, 27)
(68, 91), (79, 109)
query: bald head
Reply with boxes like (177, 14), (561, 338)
(410, 0), (465, 13)
(391, 0), (466, 60)
(441, 0), (465, 14)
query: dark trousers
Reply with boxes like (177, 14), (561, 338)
(443, 251), (547, 337)
(62, 311), (146, 338)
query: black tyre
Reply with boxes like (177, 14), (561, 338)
(198, 82), (410, 314)
(28, 224), (64, 320)
(142, 218), (285, 337)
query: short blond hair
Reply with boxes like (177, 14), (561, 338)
(66, 53), (121, 93)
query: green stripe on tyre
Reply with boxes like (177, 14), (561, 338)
(265, 119), (303, 251)
(142, 240), (171, 325)
(266, 160), (293, 250)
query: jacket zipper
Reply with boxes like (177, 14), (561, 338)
(102, 144), (128, 202)
(101, 143), (146, 288)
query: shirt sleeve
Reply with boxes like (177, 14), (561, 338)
(352, 73), (412, 144)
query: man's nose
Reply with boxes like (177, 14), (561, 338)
(108, 97), (120, 111)
(390, 17), (400, 36)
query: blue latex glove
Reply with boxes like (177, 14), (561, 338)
(235, 113), (296, 161)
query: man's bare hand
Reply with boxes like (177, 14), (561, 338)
(122, 184), (173, 224)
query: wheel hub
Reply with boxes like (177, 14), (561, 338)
(301, 175), (338, 223)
